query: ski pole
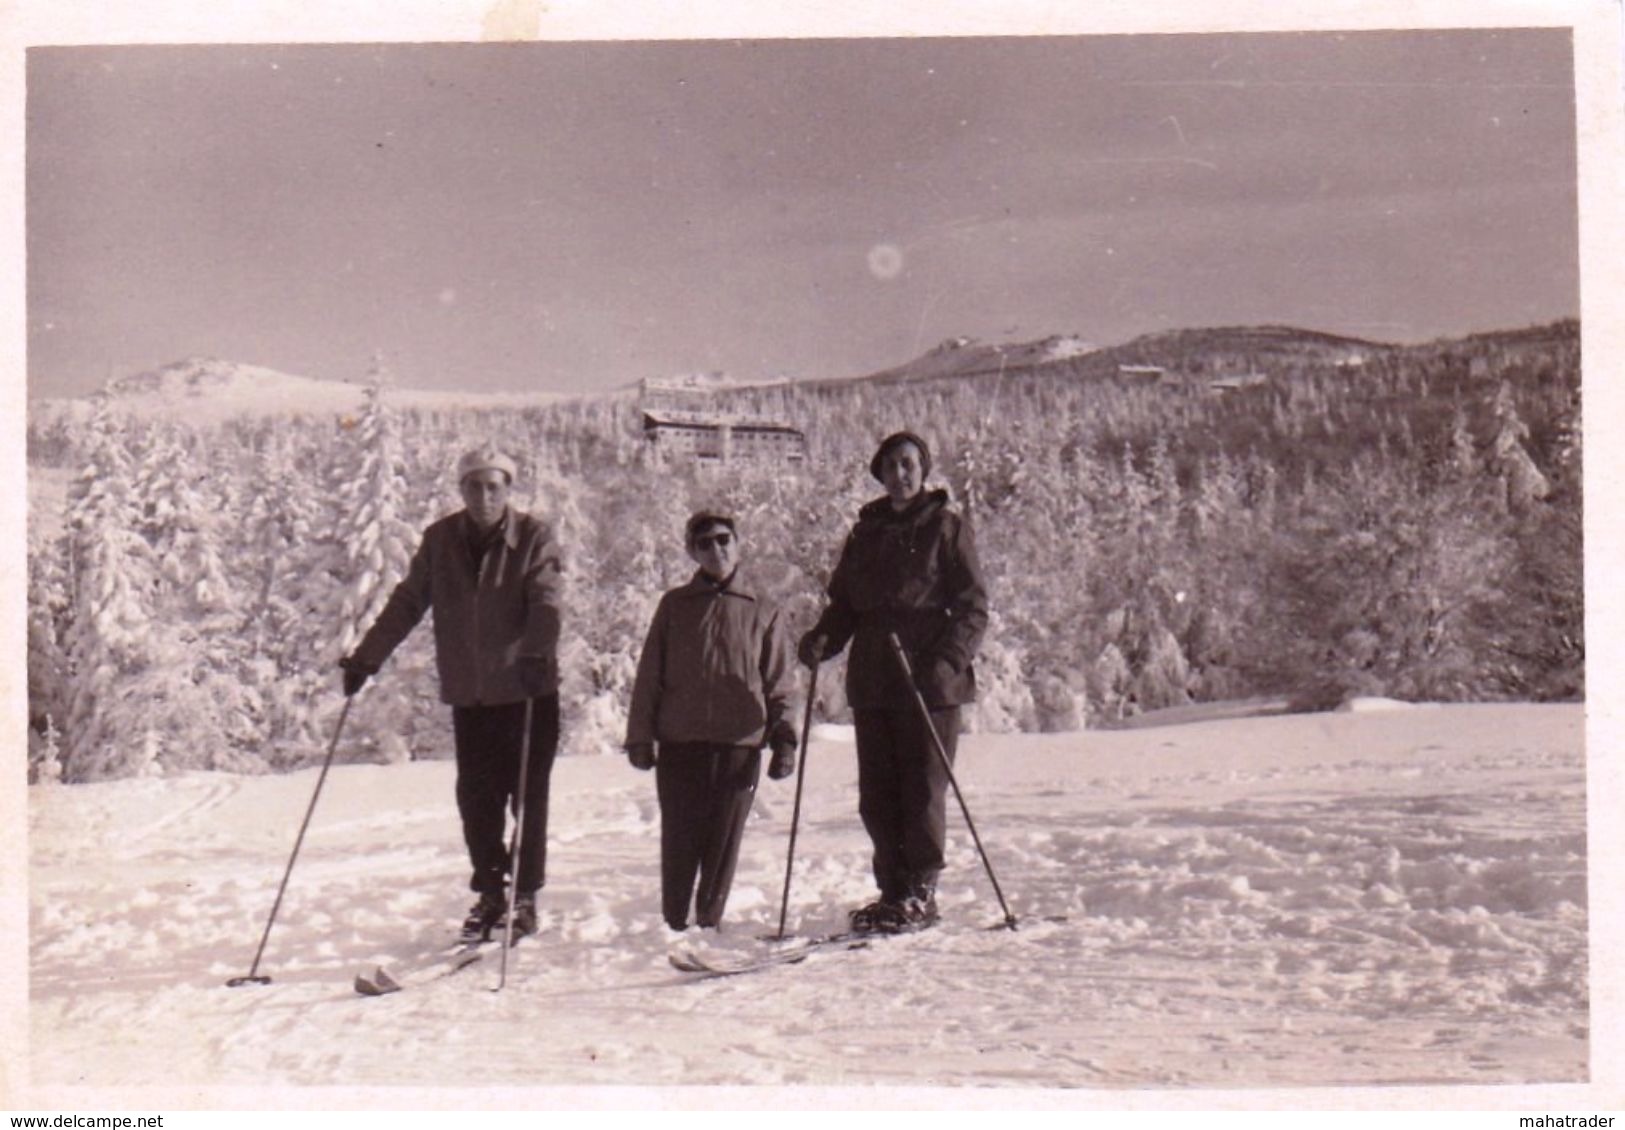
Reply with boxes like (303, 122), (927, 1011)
(886, 633), (1018, 931)
(228, 696), (355, 986)
(496, 695), (536, 991)
(774, 662), (821, 941)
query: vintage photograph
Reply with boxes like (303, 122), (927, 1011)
(9, 0), (1621, 1113)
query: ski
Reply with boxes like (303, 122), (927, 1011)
(354, 948), (483, 996)
(668, 931), (871, 977)
(354, 931), (518, 996)
(666, 913), (1066, 978)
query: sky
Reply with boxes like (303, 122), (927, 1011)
(25, 29), (1580, 399)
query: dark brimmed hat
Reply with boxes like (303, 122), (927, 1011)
(685, 509), (737, 543)
(869, 430), (933, 482)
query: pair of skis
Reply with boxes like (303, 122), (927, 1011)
(668, 913), (1064, 978)
(352, 926), (846, 994)
(667, 929), (893, 977)
(232, 696), (546, 995)
(355, 910), (1056, 991)
(352, 929), (848, 992)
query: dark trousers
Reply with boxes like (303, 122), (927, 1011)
(655, 743), (763, 930)
(451, 694), (560, 896)
(853, 705), (959, 901)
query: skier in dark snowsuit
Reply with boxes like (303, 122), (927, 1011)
(624, 510), (800, 932)
(799, 431), (989, 934)
(340, 447), (563, 941)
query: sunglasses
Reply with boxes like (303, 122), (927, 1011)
(693, 532), (734, 551)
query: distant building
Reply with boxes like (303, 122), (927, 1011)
(641, 410), (807, 466)
(1044, 335), (1096, 361)
(1208, 373), (1268, 393)
(1119, 364), (1167, 380)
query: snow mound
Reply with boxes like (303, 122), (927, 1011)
(1336, 696), (1430, 713)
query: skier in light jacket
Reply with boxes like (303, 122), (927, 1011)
(798, 431), (988, 934)
(340, 446), (563, 941)
(625, 510), (799, 933)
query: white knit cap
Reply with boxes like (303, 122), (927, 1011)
(457, 446), (518, 483)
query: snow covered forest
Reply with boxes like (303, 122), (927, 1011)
(24, 320), (1582, 783)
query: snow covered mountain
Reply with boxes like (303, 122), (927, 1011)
(815, 332), (1104, 387)
(30, 356), (576, 426)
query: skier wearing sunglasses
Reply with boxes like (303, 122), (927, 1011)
(624, 510), (800, 933)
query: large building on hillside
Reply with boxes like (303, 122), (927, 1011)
(641, 409), (807, 466)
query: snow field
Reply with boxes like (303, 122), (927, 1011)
(25, 703), (1588, 1095)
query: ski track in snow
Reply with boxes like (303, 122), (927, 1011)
(26, 704), (1587, 1093)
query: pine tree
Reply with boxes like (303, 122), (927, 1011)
(1270, 457), (1510, 704)
(1180, 452), (1262, 700)
(60, 400), (162, 780)
(1131, 624), (1193, 711)
(335, 365), (417, 655)
(1549, 387), (1581, 486)
(1090, 641), (1134, 722)
(27, 524), (72, 748)
(132, 427), (271, 770)
(1494, 384), (1582, 698)
(560, 464), (690, 753)
(232, 423), (336, 764)
(1489, 380), (1551, 514)
(1446, 406), (1478, 481)
(328, 359), (430, 762)
(30, 716), (65, 785)
(137, 427), (237, 619)
(964, 612), (1038, 732)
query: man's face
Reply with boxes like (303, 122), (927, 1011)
(460, 469), (511, 530)
(880, 442), (925, 507)
(687, 522), (740, 581)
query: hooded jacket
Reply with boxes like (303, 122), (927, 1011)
(625, 568), (797, 751)
(810, 489), (988, 710)
(351, 509), (563, 706)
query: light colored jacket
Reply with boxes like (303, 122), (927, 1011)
(625, 568), (797, 751)
(352, 509), (563, 706)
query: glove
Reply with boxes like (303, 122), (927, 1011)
(925, 654), (959, 691)
(797, 631), (830, 669)
(767, 742), (797, 781)
(627, 743), (656, 771)
(338, 655), (377, 697)
(518, 655), (551, 696)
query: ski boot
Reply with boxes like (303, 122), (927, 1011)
(849, 898), (905, 935)
(890, 890), (939, 934)
(461, 890), (507, 942)
(510, 892), (539, 939)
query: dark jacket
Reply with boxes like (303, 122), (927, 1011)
(352, 509), (563, 707)
(810, 489), (989, 710)
(625, 568), (797, 751)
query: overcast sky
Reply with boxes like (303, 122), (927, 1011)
(25, 29), (1578, 398)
